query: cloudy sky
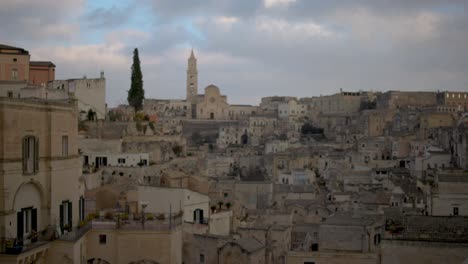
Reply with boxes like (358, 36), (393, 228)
(1, 0), (467, 106)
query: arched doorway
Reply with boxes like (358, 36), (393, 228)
(210, 112), (215, 119)
(87, 258), (111, 264)
(241, 133), (248, 145)
(13, 182), (44, 245)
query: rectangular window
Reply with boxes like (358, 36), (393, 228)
(199, 254), (205, 263)
(11, 69), (18, 80)
(79, 197), (85, 221)
(62, 135), (68, 157)
(23, 208), (32, 234)
(118, 158), (126, 164)
(60, 201), (72, 231)
(23, 136), (39, 174)
(7, 91), (13, 98)
(311, 243), (319, 251)
(99, 234), (107, 244)
(453, 207), (459, 216)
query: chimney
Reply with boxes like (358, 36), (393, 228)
(100, 71), (105, 79)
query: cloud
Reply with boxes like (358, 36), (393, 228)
(0, 0), (85, 43)
(213, 16), (239, 30)
(83, 5), (134, 28)
(332, 8), (443, 43)
(255, 17), (334, 38)
(264, 0), (296, 9)
(2, 0), (468, 107)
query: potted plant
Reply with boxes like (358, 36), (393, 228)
(5, 238), (23, 254)
(121, 213), (129, 220)
(156, 213), (165, 221)
(105, 211), (113, 220)
(78, 220), (88, 229)
(225, 202), (232, 210)
(146, 213), (154, 221)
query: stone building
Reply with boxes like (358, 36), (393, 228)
(437, 91), (468, 112)
(0, 97), (85, 263)
(376, 91), (438, 110)
(381, 215), (468, 264)
(429, 170), (468, 216)
(49, 73), (106, 120)
(454, 114), (468, 170)
(196, 85), (229, 120)
(301, 90), (365, 115)
(218, 237), (265, 264)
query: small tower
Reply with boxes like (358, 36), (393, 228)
(186, 49), (198, 103)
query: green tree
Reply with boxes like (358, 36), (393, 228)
(128, 48), (144, 111)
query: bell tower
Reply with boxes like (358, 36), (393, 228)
(186, 49), (198, 103)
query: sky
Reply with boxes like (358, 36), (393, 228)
(0, 0), (467, 106)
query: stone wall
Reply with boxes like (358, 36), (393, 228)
(381, 239), (468, 264)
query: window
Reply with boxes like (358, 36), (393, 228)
(199, 254), (205, 263)
(99, 234), (107, 244)
(79, 197), (85, 222)
(311, 243), (318, 251)
(60, 200), (72, 231)
(11, 69), (18, 80)
(17, 207), (37, 243)
(13, 58), (17, 62)
(118, 158), (126, 164)
(453, 207), (459, 216)
(7, 91), (13, 98)
(23, 208), (32, 234)
(374, 234), (381, 245)
(224, 192), (228, 198)
(22, 136), (39, 174)
(62, 135), (68, 157)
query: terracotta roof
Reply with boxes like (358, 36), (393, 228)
(0, 44), (29, 54)
(30, 61), (56, 67)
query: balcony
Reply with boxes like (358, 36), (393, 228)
(58, 222), (92, 242)
(89, 212), (182, 231)
(0, 236), (50, 263)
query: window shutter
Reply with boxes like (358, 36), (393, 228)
(60, 204), (64, 228)
(17, 211), (24, 244)
(68, 202), (72, 227)
(32, 208), (37, 232)
(22, 137), (28, 172)
(34, 138), (39, 173)
(80, 197), (85, 221)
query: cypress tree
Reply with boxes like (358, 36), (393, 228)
(128, 48), (144, 111)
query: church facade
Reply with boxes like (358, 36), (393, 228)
(185, 50), (258, 120)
